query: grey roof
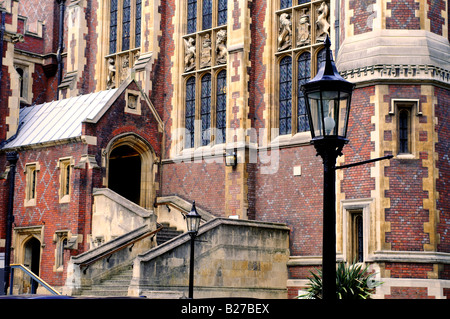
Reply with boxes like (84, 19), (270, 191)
(2, 89), (118, 150)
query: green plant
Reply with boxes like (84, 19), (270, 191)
(299, 262), (382, 299)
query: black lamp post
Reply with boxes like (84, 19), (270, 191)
(3, 151), (18, 295)
(186, 201), (201, 299)
(301, 36), (355, 301)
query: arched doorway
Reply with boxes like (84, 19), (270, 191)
(23, 237), (40, 293)
(108, 145), (142, 205)
(105, 133), (156, 209)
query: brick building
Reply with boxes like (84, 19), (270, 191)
(0, 0), (449, 298)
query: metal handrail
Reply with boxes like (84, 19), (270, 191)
(9, 264), (61, 295)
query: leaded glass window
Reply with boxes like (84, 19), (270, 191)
(297, 52), (310, 132)
(135, 0), (141, 47)
(201, 74), (212, 146)
(216, 70), (227, 143)
(280, 0), (292, 9)
(183, 0), (227, 149)
(122, 0), (131, 51)
(185, 77), (196, 149)
(317, 48), (326, 72)
(399, 109), (410, 154)
(203, 0), (212, 30)
(218, 0), (227, 26)
(279, 56), (292, 135)
(187, 0), (197, 34)
(109, 0), (118, 54)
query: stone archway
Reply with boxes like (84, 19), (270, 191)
(109, 145), (142, 205)
(23, 237), (41, 276)
(20, 236), (41, 293)
(105, 133), (156, 209)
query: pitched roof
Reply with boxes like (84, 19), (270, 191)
(2, 89), (119, 150)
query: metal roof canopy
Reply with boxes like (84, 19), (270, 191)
(1, 89), (119, 150)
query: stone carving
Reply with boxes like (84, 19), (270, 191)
(200, 33), (212, 68)
(184, 37), (196, 72)
(106, 58), (116, 89)
(316, 2), (330, 42)
(120, 55), (130, 82)
(297, 8), (311, 46)
(216, 30), (227, 65)
(278, 13), (292, 51)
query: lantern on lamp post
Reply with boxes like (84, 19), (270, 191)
(301, 36), (355, 301)
(186, 201), (201, 299)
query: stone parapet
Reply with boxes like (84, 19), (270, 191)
(129, 218), (290, 299)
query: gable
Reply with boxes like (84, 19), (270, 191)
(1, 79), (163, 151)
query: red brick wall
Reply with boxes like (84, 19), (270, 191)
(254, 146), (323, 256)
(349, 0), (376, 35)
(249, 0), (266, 133)
(385, 158), (430, 251)
(162, 160), (226, 216)
(8, 142), (90, 287)
(386, 0), (421, 30)
(435, 87), (450, 260)
(381, 85), (430, 252)
(427, 0), (446, 36)
(386, 286), (435, 299)
(17, 0), (59, 54)
(340, 86), (375, 199)
(150, 0), (175, 158)
(385, 263), (434, 279)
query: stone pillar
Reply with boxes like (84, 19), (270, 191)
(225, 0), (252, 219)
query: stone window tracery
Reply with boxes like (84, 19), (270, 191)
(106, 0), (142, 89)
(183, 0), (228, 149)
(276, 0), (330, 136)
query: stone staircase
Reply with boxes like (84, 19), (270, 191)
(78, 264), (133, 297)
(156, 223), (183, 246)
(76, 223), (183, 297)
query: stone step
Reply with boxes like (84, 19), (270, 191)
(156, 223), (183, 245)
(77, 265), (133, 297)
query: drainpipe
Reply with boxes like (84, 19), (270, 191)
(0, 10), (5, 112)
(56, 0), (65, 100)
(3, 151), (18, 295)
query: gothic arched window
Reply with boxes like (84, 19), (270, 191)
(216, 70), (227, 143)
(201, 73), (212, 146)
(279, 56), (293, 136)
(203, 0), (212, 30)
(183, 0), (228, 149)
(187, 0), (197, 34)
(185, 77), (196, 149)
(107, 0), (142, 89)
(275, 1), (329, 136)
(297, 52), (311, 132)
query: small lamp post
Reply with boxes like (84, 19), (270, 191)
(301, 36), (355, 301)
(186, 201), (201, 299)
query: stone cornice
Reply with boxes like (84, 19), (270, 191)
(340, 64), (450, 86)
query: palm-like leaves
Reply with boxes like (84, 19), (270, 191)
(299, 262), (382, 299)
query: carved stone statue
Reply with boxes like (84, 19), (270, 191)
(278, 13), (292, 51)
(316, 1), (330, 42)
(297, 8), (310, 46)
(216, 30), (227, 65)
(106, 58), (116, 89)
(184, 37), (196, 72)
(200, 33), (212, 68)
(120, 55), (130, 82)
